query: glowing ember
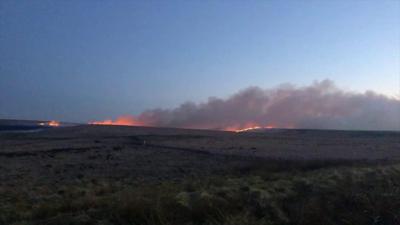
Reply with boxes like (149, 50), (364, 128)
(223, 122), (276, 132)
(48, 121), (60, 126)
(234, 126), (262, 132)
(233, 125), (277, 132)
(90, 115), (144, 126)
(39, 120), (60, 127)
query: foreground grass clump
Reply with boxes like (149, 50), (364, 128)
(1, 161), (399, 225)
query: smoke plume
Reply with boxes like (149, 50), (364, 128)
(93, 80), (400, 131)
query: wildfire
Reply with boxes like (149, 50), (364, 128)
(234, 126), (262, 132)
(223, 122), (276, 132)
(39, 120), (60, 127)
(89, 115), (290, 131)
(233, 125), (277, 133)
(90, 115), (144, 126)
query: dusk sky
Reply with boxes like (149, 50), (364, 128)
(1, 0), (399, 123)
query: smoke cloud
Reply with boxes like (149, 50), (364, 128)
(94, 80), (400, 131)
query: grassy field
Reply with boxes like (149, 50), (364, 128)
(1, 160), (399, 225)
(0, 125), (399, 225)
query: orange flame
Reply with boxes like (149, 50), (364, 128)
(234, 126), (263, 132)
(89, 115), (294, 131)
(230, 123), (295, 132)
(90, 115), (145, 126)
(233, 125), (276, 132)
(39, 120), (60, 127)
(223, 122), (280, 132)
(48, 120), (60, 127)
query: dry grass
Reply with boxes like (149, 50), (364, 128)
(1, 160), (399, 225)
(1, 126), (399, 224)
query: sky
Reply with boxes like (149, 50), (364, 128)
(0, 0), (399, 123)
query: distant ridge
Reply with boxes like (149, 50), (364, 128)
(0, 119), (80, 132)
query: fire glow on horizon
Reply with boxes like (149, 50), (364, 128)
(89, 120), (274, 132)
(89, 116), (283, 132)
(223, 122), (280, 132)
(232, 125), (278, 133)
(39, 120), (60, 127)
(89, 115), (145, 127)
(88, 80), (400, 131)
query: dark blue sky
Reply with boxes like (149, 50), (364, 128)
(0, 0), (399, 122)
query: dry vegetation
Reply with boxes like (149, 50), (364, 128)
(0, 125), (399, 225)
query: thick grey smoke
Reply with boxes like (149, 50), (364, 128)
(134, 80), (400, 131)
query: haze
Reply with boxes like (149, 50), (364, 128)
(0, 0), (399, 127)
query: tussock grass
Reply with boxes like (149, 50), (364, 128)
(1, 160), (399, 225)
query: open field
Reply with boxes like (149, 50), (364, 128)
(1, 124), (399, 225)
